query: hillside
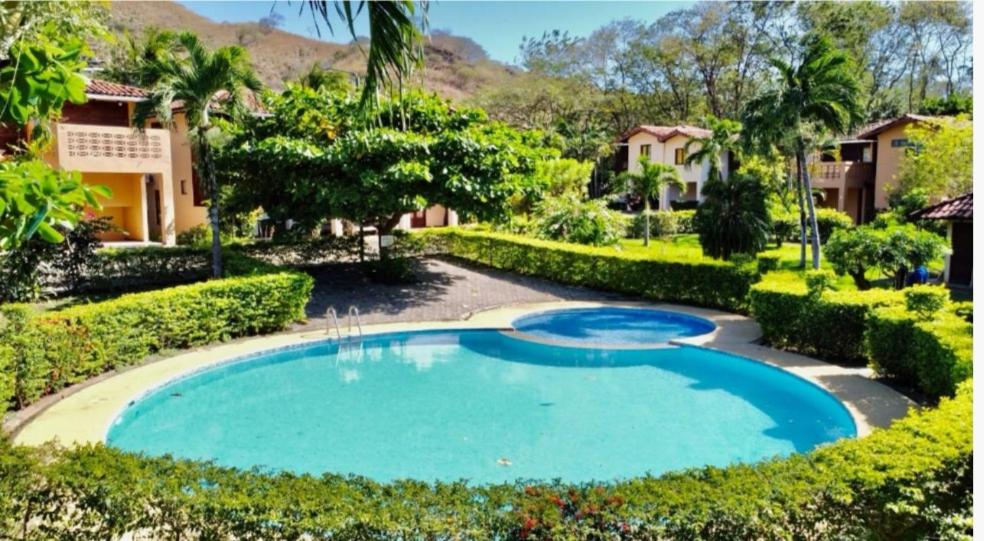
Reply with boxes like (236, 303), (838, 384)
(104, 1), (521, 101)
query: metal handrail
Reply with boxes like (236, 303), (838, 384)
(326, 306), (342, 340)
(348, 306), (363, 339)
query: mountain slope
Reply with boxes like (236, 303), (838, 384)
(104, 1), (520, 100)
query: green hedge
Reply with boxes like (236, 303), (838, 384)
(0, 269), (313, 410)
(0, 381), (971, 539)
(749, 272), (903, 364)
(866, 306), (973, 399)
(416, 228), (758, 311)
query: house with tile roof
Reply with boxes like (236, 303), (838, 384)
(615, 124), (732, 210)
(810, 114), (943, 224)
(0, 79), (207, 245)
(910, 192), (973, 288)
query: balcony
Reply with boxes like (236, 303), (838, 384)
(55, 123), (171, 174)
(812, 161), (874, 189)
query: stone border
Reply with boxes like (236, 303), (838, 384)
(11, 301), (912, 447)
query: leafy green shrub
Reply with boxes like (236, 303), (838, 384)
(416, 228), (757, 311)
(805, 268), (836, 297)
(0, 381), (970, 539)
(826, 223), (947, 290)
(627, 210), (695, 239)
(866, 306), (972, 398)
(750, 272), (903, 364)
(1, 270), (313, 410)
(904, 285), (949, 318)
(770, 207), (853, 245)
(952, 300), (973, 323)
(756, 253), (781, 274)
(531, 194), (627, 246)
(694, 174), (771, 260)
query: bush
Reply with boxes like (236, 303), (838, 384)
(416, 228), (758, 311)
(531, 194), (627, 246)
(627, 209), (696, 240)
(866, 305), (973, 399)
(0, 381), (970, 539)
(694, 174), (770, 260)
(904, 284), (949, 318)
(749, 272), (903, 364)
(770, 207), (853, 245)
(0, 269), (313, 410)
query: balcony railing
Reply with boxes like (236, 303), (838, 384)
(812, 161), (874, 188)
(55, 123), (171, 173)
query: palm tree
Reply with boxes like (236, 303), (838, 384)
(742, 34), (861, 269)
(693, 173), (771, 260)
(134, 32), (262, 278)
(303, 1), (428, 107)
(617, 157), (685, 247)
(683, 116), (742, 184)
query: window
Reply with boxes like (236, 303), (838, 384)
(639, 144), (651, 160)
(154, 190), (161, 225)
(180, 180), (187, 195)
(674, 148), (685, 165)
(891, 138), (910, 148)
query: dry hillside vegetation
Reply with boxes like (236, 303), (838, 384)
(105, 1), (521, 100)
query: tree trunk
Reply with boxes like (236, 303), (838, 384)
(643, 199), (651, 247)
(376, 212), (405, 259)
(799, 149), (822, 269)
(195, 137), (222, 278)
(850, 271), (871, 291)
(795, 154), (807, 268)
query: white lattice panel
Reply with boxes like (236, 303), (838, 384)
(56, 123), (171, 173)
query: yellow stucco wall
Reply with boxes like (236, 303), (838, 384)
(169, 113), (208, 234)
(83, 172), (146, 241)
(873, 123), (911, 209)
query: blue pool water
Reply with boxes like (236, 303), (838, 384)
(512, 307), (716, 344)
(108, 330), (855, 483)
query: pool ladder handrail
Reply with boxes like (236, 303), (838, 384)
(326, 305), (363, 342)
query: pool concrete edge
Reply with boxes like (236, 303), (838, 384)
(10, 301), (913, 446)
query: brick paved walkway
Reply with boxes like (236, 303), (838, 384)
(297, 256), (627, 330)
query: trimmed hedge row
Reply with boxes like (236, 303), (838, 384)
(416, 228), (758, 311)
(750, 274), (973, 398)
(0, 269), (313, 410)
(0, 381), (971, 539)
(749, 272), (902, 365)
(866, 306), (973, 398)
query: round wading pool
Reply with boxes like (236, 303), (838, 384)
(107, 329), (855, 483)
(511, 307), (716, 345)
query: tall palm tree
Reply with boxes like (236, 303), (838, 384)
(683, 116), (742, 184)
(134, 32), (262, 278)
(617, 157), (685, 247)
(303, 1), (428, 107)
(742, 34), (861, 269)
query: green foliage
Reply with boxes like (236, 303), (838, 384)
(0, 160), (111, 251)
(532, 194), (626, 246)
(683, 115), (742, 184)
(416, 228), (758, 311)
(866, 306), (972, 398)
(904, 285), (949, 318)
(0, 381), (971, 539)
(805, 269), (835, 297)
(826, 223), (947, 289)
(895, 115), (972, 200)
(615, 158), (684, 246)
(750, 272), (903, 364)
(0, 268), (312, 410)
(694, 173), (770, 260)
(0, 216), (113, 302)
(627, 210), (694, 239)
(222, 88), (556, 235)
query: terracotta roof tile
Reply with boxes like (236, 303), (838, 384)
(910, 192), (973, 221)
(84, 79), (149, 99)
(853, 114), (937, 139)
(618, 124), (712, 143)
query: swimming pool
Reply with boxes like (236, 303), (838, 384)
(108, 328), (856, 483)
(512, 307), (715, 345)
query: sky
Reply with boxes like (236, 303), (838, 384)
(178, 1), (691, 65)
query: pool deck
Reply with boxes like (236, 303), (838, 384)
(9, 300), (913, 446)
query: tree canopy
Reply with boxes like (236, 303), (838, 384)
(219, 87), (557, 236)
